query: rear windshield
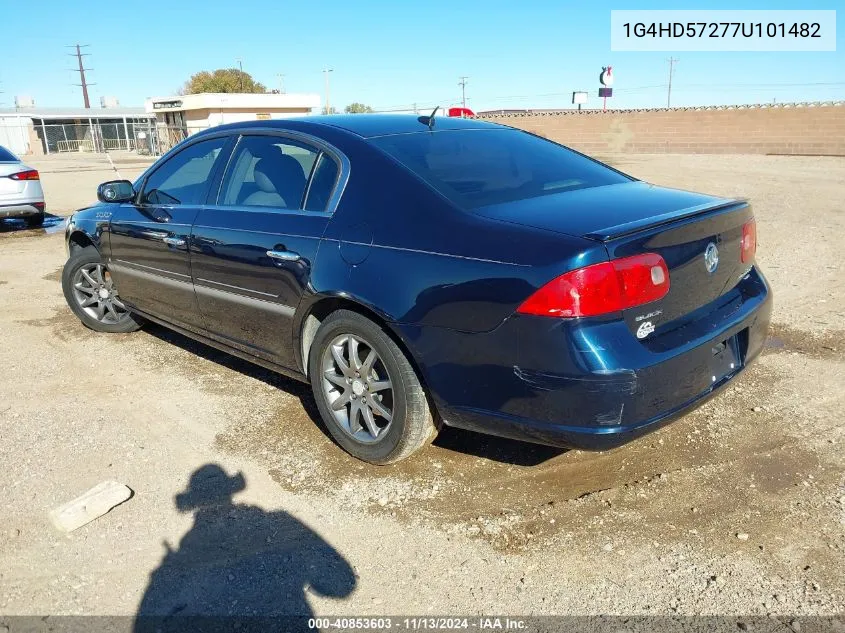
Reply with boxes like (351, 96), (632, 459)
(0, 146), (18, 162)
(371, 129), (631, 209)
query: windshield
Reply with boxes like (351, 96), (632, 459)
(371, 129), (632, 209)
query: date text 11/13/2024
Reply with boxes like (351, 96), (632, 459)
(307, 617), (528, 630)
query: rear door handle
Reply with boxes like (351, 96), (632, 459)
(163, 237), (186, 247)
(267, 249), (301, 262)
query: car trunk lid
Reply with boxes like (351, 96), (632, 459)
(0, 162), (29, 198)
(476, 181), (754, 332)
(605, 202), (752, 336)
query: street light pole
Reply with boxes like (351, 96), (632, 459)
(277, 73), (286, 94)
(323, 68), (334, 114)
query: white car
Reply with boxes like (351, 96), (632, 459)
(0, 145), (45, 227)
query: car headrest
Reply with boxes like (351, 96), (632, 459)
(252, 154), (307, 206)
(253, 158), (278, 193)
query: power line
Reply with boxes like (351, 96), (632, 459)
(67, 44), (94, 109)
(369, 79), (845, 113)
(371, 85), (669, 111)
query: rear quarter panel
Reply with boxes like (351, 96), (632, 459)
(303, 131), (604, 333)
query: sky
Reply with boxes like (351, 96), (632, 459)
(2, 0), (842, 112)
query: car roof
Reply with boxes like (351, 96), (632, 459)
(216, 114), (501, 139)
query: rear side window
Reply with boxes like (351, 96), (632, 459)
(220, 135), (318, 209)
(0, 146), (18, 162)
(372, 129), (631, 209)
(304, 154), (340, 212)
(141, 137), (227, 205)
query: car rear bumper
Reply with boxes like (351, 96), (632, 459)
(399, 266), (772, 450)
(0, 201), (45, 218)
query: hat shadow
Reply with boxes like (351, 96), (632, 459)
(134, 464), (356, 632)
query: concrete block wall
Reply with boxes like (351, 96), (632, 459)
(478, 103), (845, 155)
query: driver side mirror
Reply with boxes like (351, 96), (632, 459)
(97, 180), (135, 204)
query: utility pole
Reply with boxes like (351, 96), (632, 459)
(323, 68), (333, 114)
(67, 44), (93, 108)
(276, 73), (286, 94)
(666, 57), (679, 108)
(458, 76), (469, 110)
(236, 58), (244, 91)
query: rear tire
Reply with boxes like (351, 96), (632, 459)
(24, 213), (44, 228)
(62, 246), (144, 333)
(309, 310), (436, 464)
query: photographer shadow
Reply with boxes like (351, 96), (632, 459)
(134, 464), (356, 632)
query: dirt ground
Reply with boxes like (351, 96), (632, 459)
(0, 153), (843, 619)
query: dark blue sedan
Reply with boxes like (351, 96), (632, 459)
(62, 114), (772, 464)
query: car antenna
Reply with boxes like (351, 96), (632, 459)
(418, 105), (439, 130)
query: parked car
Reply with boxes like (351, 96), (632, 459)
(0, 145), (46, 227)
(62, 115), (771, 464)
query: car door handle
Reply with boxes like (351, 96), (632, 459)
(267, 249), (301, 262)
(163, 237), (186, 247)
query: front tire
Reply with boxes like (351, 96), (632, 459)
(62, 246), (144, 333)
(309, 310), (436, 464)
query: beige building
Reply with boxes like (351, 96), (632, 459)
(145, 92), (322, 137)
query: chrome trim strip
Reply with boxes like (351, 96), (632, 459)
(197, 206), (332, 218)
(194, 283), (295, 317)
(195, 277), (277, 298)
(113, 259), (191, 279)
(119, 220), (191, 227)
(109, 262), (194, 290)
(192, 225), (319, 240)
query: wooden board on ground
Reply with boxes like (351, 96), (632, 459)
(49, 481), (133, 532)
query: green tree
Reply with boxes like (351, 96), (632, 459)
(183, 69), (267, 94)
(344, 102), (374, 114)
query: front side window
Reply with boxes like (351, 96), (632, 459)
(372, 129), (632, 209)
(220, 136), (319, 209)
(140, 136), (228, 206)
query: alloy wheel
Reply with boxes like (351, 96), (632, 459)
(71, 263), (129, 325)
(321, 334), (395, 444)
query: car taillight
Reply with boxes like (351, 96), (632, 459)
(741, 219), (756, 263)
(9, 169), (39, 181)
(517, 253), (670, 318)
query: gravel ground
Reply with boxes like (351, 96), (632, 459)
(0, 154), (842, 618)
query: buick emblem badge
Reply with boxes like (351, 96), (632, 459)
(704, 242), (719, 274)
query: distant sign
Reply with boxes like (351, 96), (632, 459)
(256, 113), (272, 120)
(448, 107), (475, 118)
(598, 87), (613, 98)
(599, 66), (614, 87)
(152, 100), (183, 110)
(572, 91), (588, 105)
